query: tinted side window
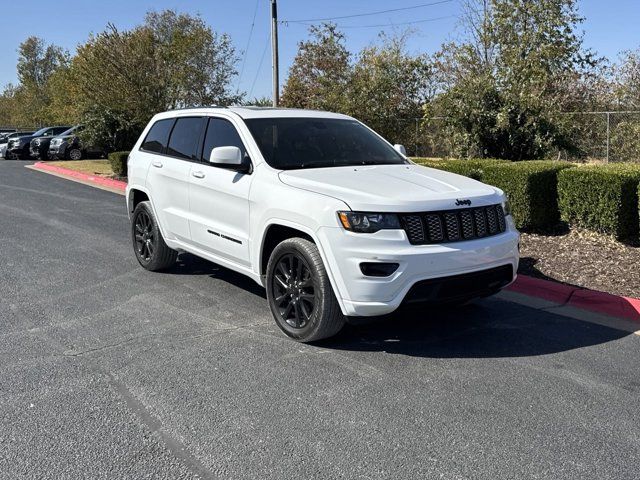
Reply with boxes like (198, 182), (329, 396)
(167, 117), (205, 160)
(201, 118), (247, 162)
(141, 119), (175, 153)
(53, 127), (70, 135)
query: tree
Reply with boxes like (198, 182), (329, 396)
(348, 33), (433, 147)
(70, 10), (242, 151)
(281, 23), (351, 111)
(10, 37), (69, 126)
(614, 47), (640, 108)
(427, 0), (600, 160)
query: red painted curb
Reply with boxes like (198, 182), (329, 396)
(508, 275), (640, 323)
(32, 161), (127, 192)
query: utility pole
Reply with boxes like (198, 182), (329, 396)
(270, 0), (279, 107)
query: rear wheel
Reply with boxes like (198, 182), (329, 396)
(266, 238), (345, 342)
(131, 201), (177, 271)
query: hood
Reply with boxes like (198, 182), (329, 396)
(278, 163), (502, 212)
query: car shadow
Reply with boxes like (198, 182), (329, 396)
(319, 300), (631, 358)
(167, 252), (267, 299)
(165, 254), (630, 359)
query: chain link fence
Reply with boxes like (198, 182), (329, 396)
(388, 112), (640, 161)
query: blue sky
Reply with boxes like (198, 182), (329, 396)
(2, 0), (639, 100)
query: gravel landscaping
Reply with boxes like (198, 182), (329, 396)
(518, 228), (640, 298)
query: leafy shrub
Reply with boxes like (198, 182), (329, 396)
(558, 164), (640, 241)
(108, 151), (130, 177)
(482, 161), (575, 231)
(413, 158), (508, 181)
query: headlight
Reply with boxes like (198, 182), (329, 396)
(338, 211), (401, 233)
(51, 138), (61, 146)
(502, 197), (511, 216)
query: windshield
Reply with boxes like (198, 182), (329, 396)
(244, 117), (407, 170)
(59, 125), (82, 137)
(32, 127), (51, 137)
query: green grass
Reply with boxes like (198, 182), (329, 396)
(48, 160), (114, 176)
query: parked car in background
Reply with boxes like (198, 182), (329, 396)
(6, 126), (70, 159)
(29, 125), (72, 160)
(48, 125), (106, 160)
(1, 131), (35, 159)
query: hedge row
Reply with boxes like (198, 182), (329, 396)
(483, 161), (574, 231)
(414, 158), (573, 231)
(108, 151), (130, 177)
(413, 158), (507, 180)
(558, 164), (640, 241)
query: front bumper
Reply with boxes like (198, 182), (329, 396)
(317, 219), (519, 316)
(48, 144), (66, 159)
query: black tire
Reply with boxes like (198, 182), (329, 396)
(266, 237), (345, 342)
(131, 201), (177, 271)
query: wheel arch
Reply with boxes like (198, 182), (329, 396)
(257, 220), (348, 315)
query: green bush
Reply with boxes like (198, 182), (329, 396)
(108, 151), (130, 177)
(412, 158), (508, 181)
(482, 161), (575, 231)
(558, 164), (640, 241)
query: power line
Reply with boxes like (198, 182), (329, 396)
(249, 31), (270, 99)
(237, 0), (260, 91)
(279, 0), (453, 23)
(291, 15), (454, 29)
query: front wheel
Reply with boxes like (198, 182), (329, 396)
(68, 148), (82, 160)
(131, 201), (177, 271)
(266, 237), (345, 342)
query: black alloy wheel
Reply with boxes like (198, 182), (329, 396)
(271, 252), (317, 328)
(266, 237), (345, 342)
(134, 209), (155, 262)
(130, 201), (177, 271)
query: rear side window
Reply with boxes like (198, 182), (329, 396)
(167, 117), (205, 160)
(201, 118), (247, 162)
(141, 118), (175, 153)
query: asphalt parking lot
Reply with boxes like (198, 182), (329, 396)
(1, 160), (639, 479)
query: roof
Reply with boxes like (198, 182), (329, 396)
(159, 106), (353, 121)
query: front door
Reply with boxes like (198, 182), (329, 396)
(188, 117), (252, 266)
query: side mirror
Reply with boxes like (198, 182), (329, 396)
(209, 146), (251, 173)
(393, 144), (407, 156)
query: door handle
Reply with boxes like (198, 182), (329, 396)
(192, 171), (205, 179)
(151, 160), (163, 168)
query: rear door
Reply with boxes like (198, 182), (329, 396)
(188, 116), (253, 266)
(144, 116), (205, 243)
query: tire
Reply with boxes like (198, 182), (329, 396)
(131, 201), (177, 271)
(266, 237), (345, 342)
(68, 148), (82, 160)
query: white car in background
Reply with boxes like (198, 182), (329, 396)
(126, 107), (519, 342)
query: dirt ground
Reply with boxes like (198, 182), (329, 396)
(518, 229), (640, 298)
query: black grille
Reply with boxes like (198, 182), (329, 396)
(400, 204), (507, 245)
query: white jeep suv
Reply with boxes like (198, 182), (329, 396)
(126, 107), (519, 342)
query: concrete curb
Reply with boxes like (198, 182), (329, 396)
(31, 161), (126, 193)
(26, 160), (640, 324)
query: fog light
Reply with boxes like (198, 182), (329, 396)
(360, 262), (399, 277)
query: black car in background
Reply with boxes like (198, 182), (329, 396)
(29, 125), (72, 160)
(48, 125), (106, 160)
(1, 131), (35, 159)
(6, 126), (70, 159)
